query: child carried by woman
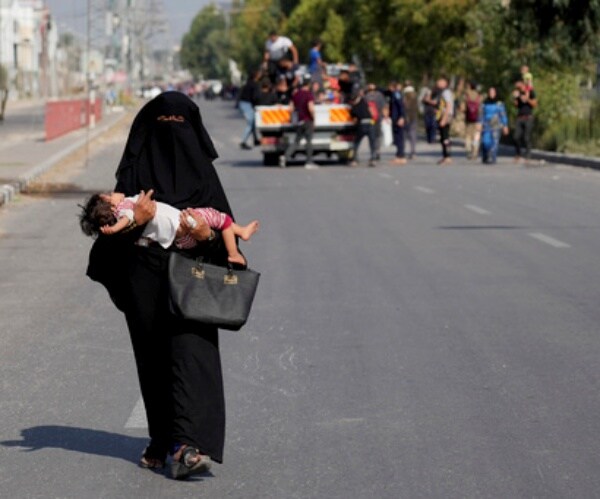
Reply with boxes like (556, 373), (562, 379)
(80, 191), (259, 266)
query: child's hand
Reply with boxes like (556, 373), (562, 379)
(180, 209), (211, 241)
(100, 225), (115, 235)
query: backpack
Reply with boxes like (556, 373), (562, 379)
(465, 96), (480, 123)
(367, 100), (380, 122)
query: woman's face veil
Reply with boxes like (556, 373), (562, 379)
(115, 91), (232, 216)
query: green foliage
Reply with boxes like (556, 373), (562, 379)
(321, 10), (345, 63)
(179, 5), (230, 79)
(506, 0), (600, 68)
(286, 0), (343, 62)
(532, 71), (600, 153)
(230, 0), (281, 73)
(178, 0), (600, 154)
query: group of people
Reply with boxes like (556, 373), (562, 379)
(237, 31), (363, 151)
(428, 66), (537, 165)
(239, 30), (538, 167)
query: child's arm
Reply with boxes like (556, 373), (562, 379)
(100, 216), (131, 235)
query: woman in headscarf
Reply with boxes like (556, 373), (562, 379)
(480, 86), (509, 164)
(86, 91), (233, 479)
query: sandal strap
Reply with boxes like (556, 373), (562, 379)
(181, 446), (201, 468)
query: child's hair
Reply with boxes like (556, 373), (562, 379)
(79, 194), (116, 237)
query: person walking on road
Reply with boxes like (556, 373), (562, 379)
(237, 70), (261, 150)
(86, 91), (236, 480)
(349, 89), (377, 167)
(433, 76), (454, 165)
(403, 82), (418, 159)
(480, 86), (509, 164)
(364, 83), (387, 160)
(280, 76), (318, 169)
(419, 82), (438, 144)
(389, 82), (407, 165)
(463, 81), (481, 160)
(512, 78), (537, 162)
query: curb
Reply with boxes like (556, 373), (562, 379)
(452, 137), (600, 171)
(0, 111), (128, 209)
(525, 148), (600, 170)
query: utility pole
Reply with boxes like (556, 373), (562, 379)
(0, 2), (6, 121)
(86, 0), (96, 129)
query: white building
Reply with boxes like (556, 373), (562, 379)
(0, 0), (58, 97)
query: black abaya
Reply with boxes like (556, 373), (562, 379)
(87, 92), (230, 463)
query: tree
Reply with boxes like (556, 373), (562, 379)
(506, 0), (600, 67)
(286, 0), (342, 62)
(180, 5), (230, 79)
(229, 0), (282, 74)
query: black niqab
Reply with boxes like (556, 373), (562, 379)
(115, 91), (232, 216)
(87, 92), (232, 311)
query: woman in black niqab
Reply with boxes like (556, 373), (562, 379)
(115, 90), (232, 214)
(86, 92), (230, 477)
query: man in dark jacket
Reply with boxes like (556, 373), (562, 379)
(350, 89), (377, 167)
(389, 82), (407, 165)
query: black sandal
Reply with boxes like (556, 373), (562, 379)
(168, 446), (212, 480)
(139, 445), (166, 469)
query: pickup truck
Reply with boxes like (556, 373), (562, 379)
(254, 103), (356, 166)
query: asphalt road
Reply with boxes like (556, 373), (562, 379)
(0, 102), (46, 148)
(1, 99), (600, 498)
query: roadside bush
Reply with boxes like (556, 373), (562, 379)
(530, 70), (600, 154)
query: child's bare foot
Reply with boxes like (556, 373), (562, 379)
(238, 220), (260, 241)
(228, 253), (247, 266)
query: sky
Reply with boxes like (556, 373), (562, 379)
(44, 0), (211, 44)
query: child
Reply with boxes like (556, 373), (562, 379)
(79, 192), (259, 266)
(521, 65), (534, 92)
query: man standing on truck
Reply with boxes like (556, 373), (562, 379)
(280, 75), (318, 169)
(263, 30), (299, 84)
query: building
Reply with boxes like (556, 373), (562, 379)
(0, 0), (57, 98)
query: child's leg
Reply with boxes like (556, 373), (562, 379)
(231, 220), (260, 241)
(222, 227), (246, 266)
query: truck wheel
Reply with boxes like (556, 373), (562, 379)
(337, 151), (351, 165)
(263, 152), (280, 166)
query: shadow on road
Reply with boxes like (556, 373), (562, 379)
(437, 225), (600, 230)
(437, 225), (527, 230)
(1, 425), (147, 464)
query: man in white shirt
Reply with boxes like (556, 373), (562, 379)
(263, 30), (299, 83)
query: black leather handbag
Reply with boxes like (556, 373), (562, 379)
(168, 252), (260, 331)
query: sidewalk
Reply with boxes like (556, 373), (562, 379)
(0, 109), (128, 207)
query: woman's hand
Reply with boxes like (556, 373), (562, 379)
(133, 190), (156, 225)
(180, 209), (212, 241)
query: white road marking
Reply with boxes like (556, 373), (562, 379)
(378, 172), (393, 179)
(414, 186), (435, 194)
(529, 233), (571, 249)
(464, 204), (491, 215)
(125, 397), (147, 429)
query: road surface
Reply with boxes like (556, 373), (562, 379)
(1, 99), (600, 498)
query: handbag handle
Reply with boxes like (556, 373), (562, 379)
(191, 257), (239, 285)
